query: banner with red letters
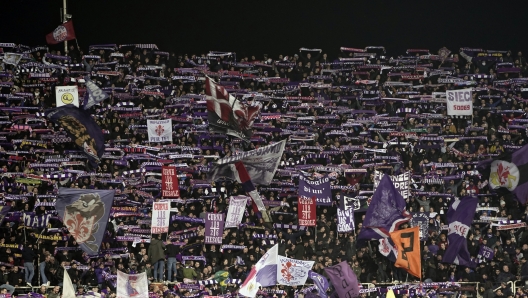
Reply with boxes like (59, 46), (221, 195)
(446, 88), (473, 116)
(298, 196), (316, 226)
(162, 166), (180, 197)
(151, 202), (170, 234)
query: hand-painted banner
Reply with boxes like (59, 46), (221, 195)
(446, 88), (473, 116)
(161, 166), (180, 197)
(225, 196), (247, 228)
(151, 202), (170, 234)
(298, 173), (332, 205)
(116, 270), (148, 298)
(374, 170), (411, 199)
(55, 86), (79, 107)
(477, 245), (494, 262)
(204, 213), (224, 244)
(277, 255), (314, 286)
(23, 213), (52, 228)
(410, 212), (430, 241)
(147, 119), (172, 143)
(337, 207), (355, 233)
(298, 196), (316, 226)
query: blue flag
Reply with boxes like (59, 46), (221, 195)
(358, 174), (411, 241)
(309, 270), (329, 298)
(55, 188), (115, 255)
(83, 76), (109, 109)
(46, 104), (105, 168)
(443, 196), (478, 268)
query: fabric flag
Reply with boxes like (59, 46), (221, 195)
(204, 213), (225, 244)
(55, 188), (115, 255)
(147, 119), (172, 143)
(386, 290), (396, 298)
(477, 245), (494, 263)
(0, 206), (11, 226)
(2, 53), (23, 66)
(390, 226), (421, 279)
(151, 202), (170, 234)
(239, 244), (279, 298)
(324, 261), (359, 298)
(373, 170), (411, 199)
(23, 213), (52, 228)
(55, 86), (79, 107)
(276, 255), (314, 286)
(205, 76), (261, 141)
(298, 196), (316, 226)
(83, 76), (109, 109)
(116, 271), (148, 298)
(337, 207), (354, 233)
(236, 256), (245, 266)
(443, 196), (478, 267)
(208, 140), (286, 186)
(446, 88), (473, 116)
(46, 20), (76, 44)
(410, 212), (430, 241)
(63, 269), (76, 298)
(308, 270), (329, 298)
(231, 161), (270, 222)
(213, 270), (230, 289)
(298, 173), (332, 205)
(478, 143), (528, 204)
(161, 166), (180, 197)
(357, 174), (411, 241)
(46, 104), (105, 168)
(225, 196), (248, 228)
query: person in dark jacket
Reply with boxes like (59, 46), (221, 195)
(0, 266), (14, 294)
(83, 267), (98, 287)
(165, 241), (180, 282)
(148, 234), (166, 282)
(8, 266), (23, 287)
(22, 244), (36, 286)
(67, 263), (80, 291)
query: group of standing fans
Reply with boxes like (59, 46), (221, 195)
(0, 43), (528, 298)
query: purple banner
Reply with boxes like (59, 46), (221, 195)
(478, 245), (494, 262)
(410, 212), (430, 241)
(204, 213), (224, 244)
(443, 196), (478, 268)
(298, 173), (332, 205)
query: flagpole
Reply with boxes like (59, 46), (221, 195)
(62, 0), (68, 54)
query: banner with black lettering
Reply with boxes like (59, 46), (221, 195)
(446, 89), (473, 115)
(373, 170), (410, 199)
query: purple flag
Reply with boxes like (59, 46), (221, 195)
(443, 196), (478, 268)
(309, 270), (329, 298)
(324, 261), (359, 298)
(55, 188), (115, 255)
(478, 245), (494, 263)
(299, 173), (332, 205)
(357, 174), (411, 241)
(0, 206), (11, 226)
(204, 213), (224, 244)
(410, 212), (430, 241)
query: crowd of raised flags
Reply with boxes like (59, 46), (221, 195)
(1, 20), (528, 298)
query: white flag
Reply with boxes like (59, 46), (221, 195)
(225, 196), (248, 228)
(63, 269), (76, 298)
(55, 85), (79, 107)
(446, 88), (473, 116)
(276, 255), (314, 286)
(147, 119), (172, 143)
(117, 271), (149, 298)
(151, 201), (170, 234)
(2, 53), (23, 66)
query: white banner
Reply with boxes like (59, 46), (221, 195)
(151, 202), (170, 234)
(446, 89), (473, 115)
(116, 271), (148, 298)
(337, 208), (355, 233)
(147, 119), (173, 143)
(276, 256), (314, 286)
(225, 196), (248, 228)
(55, 86), (79, 107)
(373, 170), (411, 199)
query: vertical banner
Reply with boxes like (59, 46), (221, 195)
(276, 256), (314, 286)
(116, 271), (148, 298)
(410, 212), (430, 241)
(147, 119), (173, 142)
(337, 208), (355, 233)
(205, 213), (225, 244)
(298, 196), (316, 226)
(373, 170), (410, 199)
(55, 86), (79, 107)
(390, 226), (421, 278)
(225, 196), (248, 228)
(161, 166), (180, 197)
(446, 88), (473, 116)
(298, 173), (332, 205)
(151, 202), (170, 234)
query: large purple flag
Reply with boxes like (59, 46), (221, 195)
(299, 172), (332, 205)
(443, 196), (478, 268)
(324, 261), (359, 298)
(357, 174), (411, 241)
(46, 104), (105, 168)
(309, 270), (329, 298)
(55, 188), (115, 255)
(204, 213), (224, 244)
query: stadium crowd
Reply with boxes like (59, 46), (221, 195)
(0, 42), (528, 298)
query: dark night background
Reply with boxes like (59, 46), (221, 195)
(3, 0), (528, 58)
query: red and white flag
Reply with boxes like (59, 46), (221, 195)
(298, 196), (316, 226)
(46, 20), (76, 45)
(161, 166), (179, 197)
